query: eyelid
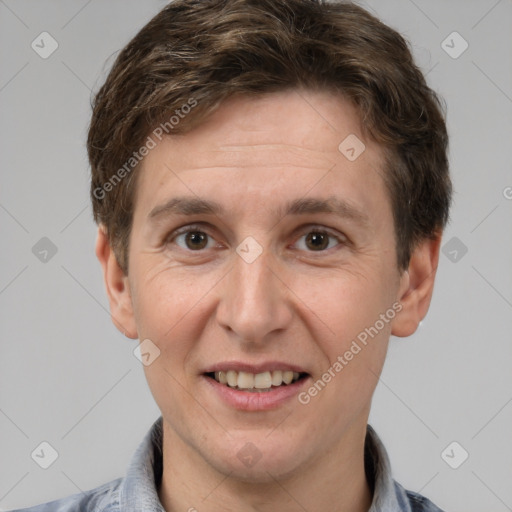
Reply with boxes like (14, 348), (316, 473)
(165, 222), (219, 246)
(165, 222), (348, 251)
(292, 224), (347, 241)
(290, 225), (348, 252)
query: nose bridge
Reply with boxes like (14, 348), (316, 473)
(216, 245), (291, 341)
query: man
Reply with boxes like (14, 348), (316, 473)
(12, 0), (451, 510)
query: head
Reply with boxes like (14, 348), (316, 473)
(91, 0), (451, 484)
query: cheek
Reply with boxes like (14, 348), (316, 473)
(304, 265), (397, 343)
(130, 263), (223, 378)
(131, 260), (201, 334)
(300, 266), (397, 398)
(133, 269), (208, 418)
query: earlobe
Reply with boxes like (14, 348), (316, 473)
(391, 234), (442, 338)
(95, 225), (138, 339)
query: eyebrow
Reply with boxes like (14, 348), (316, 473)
(148, 196), (369, 226)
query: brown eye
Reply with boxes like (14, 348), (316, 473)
(295, 229), (342, 252)
(183, 231), (209, 250)
(305, 232), (330, 251)
(168, 226), (216, 251)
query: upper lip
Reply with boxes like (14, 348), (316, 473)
(203, 361), (309, 375)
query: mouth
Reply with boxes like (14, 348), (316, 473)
(204, 370), (309, 392)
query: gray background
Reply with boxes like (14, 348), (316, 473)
(0, 0), (511, 510)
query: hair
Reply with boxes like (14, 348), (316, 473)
(88, 0), (452, 274)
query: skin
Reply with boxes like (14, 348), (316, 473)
(96, 88), (441, 512)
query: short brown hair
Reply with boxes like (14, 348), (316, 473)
(88, 0), (451, 274)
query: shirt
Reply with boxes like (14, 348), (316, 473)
(9, 416), (445, 512)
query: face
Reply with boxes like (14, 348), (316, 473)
(99, 88), (435, 483)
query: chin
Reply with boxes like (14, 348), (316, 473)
(205, 433), (309, 483)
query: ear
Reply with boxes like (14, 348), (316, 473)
(391, 233), (442, 338)
(95, 225), (138, 339)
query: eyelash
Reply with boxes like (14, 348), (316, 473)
(165, 223), (347, 254)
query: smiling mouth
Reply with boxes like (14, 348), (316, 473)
(205, 370), (308, 392)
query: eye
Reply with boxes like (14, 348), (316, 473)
(167, 225), (218, 251)
(165, 224), (346, 254)
(294, 228), (344, 252)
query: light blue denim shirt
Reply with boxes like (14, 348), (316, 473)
(9, 416), (445, 512)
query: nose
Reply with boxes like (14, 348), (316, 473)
(215, 246), (293, 346)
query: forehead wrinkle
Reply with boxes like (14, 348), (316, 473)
(164, 145), (337, 172)
(214, 143), (335, 164)
(216, 143), (329, 153)
(165, 163), (332, 171)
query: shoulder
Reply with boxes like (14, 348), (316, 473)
(7, 477), (123, 512)
(395, 481), (446, 512)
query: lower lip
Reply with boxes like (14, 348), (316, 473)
(202, 375), (310, 411)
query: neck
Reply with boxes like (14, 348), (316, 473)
(158, 421), (372, 512)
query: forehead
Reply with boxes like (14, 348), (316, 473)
(133, 89), (391, 226)
(151, 90), (371, 169)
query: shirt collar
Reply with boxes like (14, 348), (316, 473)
(119, 416), (165, 511)
(365, 424), (402, 511)
(119, 416), (402, 511)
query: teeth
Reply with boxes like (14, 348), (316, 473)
(213, 370), (302, 390)
(237, 371), (254, 389)
(282, 370), (293, 385)
(271, 371), (282, 386)
(226, 370), (237, 387)
(254, 371), (272, 389)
